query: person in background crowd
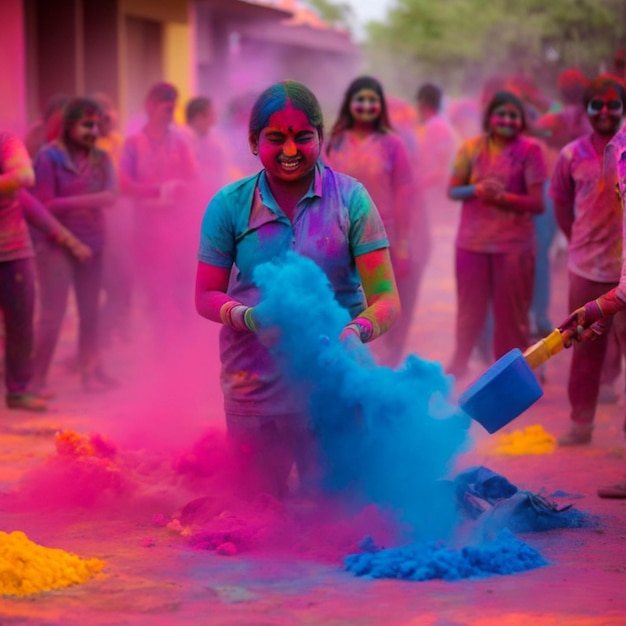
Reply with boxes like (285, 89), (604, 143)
(448, 97), (481, 142)
(24, 93), (69, 158)
(183, 96), (230, 199)
(216, 91), (261, 180)
(93, 92), (133, 346)
(551, 76), (626, 446)
(195, 80), (400, 498)
(0, 128), (92, 411)
(387, 96), (431, 325)
(529, 69), (592, 341)
(446, 90), (547, 379)
(119, 82), (200, 333)
(93, 93), (124, 169)
(415, 82), (460, 219)
(558, 123), (626, 498)
(30, 97), (117, 394)
(325, 76), (417, 368)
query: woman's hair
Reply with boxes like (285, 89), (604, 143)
(327, 76), (392, 154)
(583, 75), (626, 109)
(61, 97), (102, 143)
(248, 80), (324, 139)
(482, 90), (527, 133)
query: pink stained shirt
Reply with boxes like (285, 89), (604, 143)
(119, 127), (200, 199)
(325, 130), (414, 249)
(451, 134), (547, 253)
(0, 131), (34, 262)
(605, 130), (626, 301)
(416, 114), (460, 191)
(551, 134), (623, 283)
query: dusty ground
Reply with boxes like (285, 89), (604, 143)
(1, 208), (626, 626)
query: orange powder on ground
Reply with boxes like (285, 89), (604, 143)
(490, 425), (556, 456)
(0, 530), (104, 597)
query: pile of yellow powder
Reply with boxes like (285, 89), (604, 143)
(0, 530), (104, 597)
(491, 424), (556, 456)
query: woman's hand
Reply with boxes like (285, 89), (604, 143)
(53, 225), (94, 262)
(67, 239), (93, 262)
(475, 178), (505, 201)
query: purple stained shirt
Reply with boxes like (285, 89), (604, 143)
(451, 134), (547, 253)
(198, 162), (388, 417)
(32, 141), (116, 253)
(0, 131), (34, 262)
(550, 134), (623, 283)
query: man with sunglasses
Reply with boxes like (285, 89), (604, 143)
(550, 75), (626, 448)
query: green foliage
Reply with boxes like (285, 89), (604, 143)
(302, 0), (355, 30)
(363, 0), (626, 97)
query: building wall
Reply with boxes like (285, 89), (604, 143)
(164, 22), (193, 125)
(0, 0), (28, 133)
(119, 0), (192, 127)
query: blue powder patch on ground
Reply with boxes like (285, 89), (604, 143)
(345, 529), (548, 581)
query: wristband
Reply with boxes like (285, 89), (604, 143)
(219, 302), (258, 332)
(346, 317), (374, 343)
(449, 185), (476, 200)
(243, 307), (258, 332)
(219, 302), (248, 331)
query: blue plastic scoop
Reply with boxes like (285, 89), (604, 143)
(458, 330), (567, 433)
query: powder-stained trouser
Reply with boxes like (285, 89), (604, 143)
(450, 247), (534, 372)
(567, 273), (626, 431)
(33, 242), (103, 384)
(225, 412), (319, 499)
(0, 258), (36, 394)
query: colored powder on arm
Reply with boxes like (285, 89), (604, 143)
(0, 531), (104, 596)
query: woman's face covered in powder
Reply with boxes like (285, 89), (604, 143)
(68, 113), (100, 150)
(349, 89), (382, 124)
(254, 103), (321, 184)
(488, 102), (523, 140)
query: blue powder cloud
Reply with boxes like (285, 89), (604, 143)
(253, 252), (471, 541)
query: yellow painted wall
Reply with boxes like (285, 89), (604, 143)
(118, 0), (192, 127)
(164, 22), (192, 125)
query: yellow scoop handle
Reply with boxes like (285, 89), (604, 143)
(523, 329), (568, 370)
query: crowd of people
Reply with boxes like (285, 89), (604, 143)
(3, 51), (626, 499)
